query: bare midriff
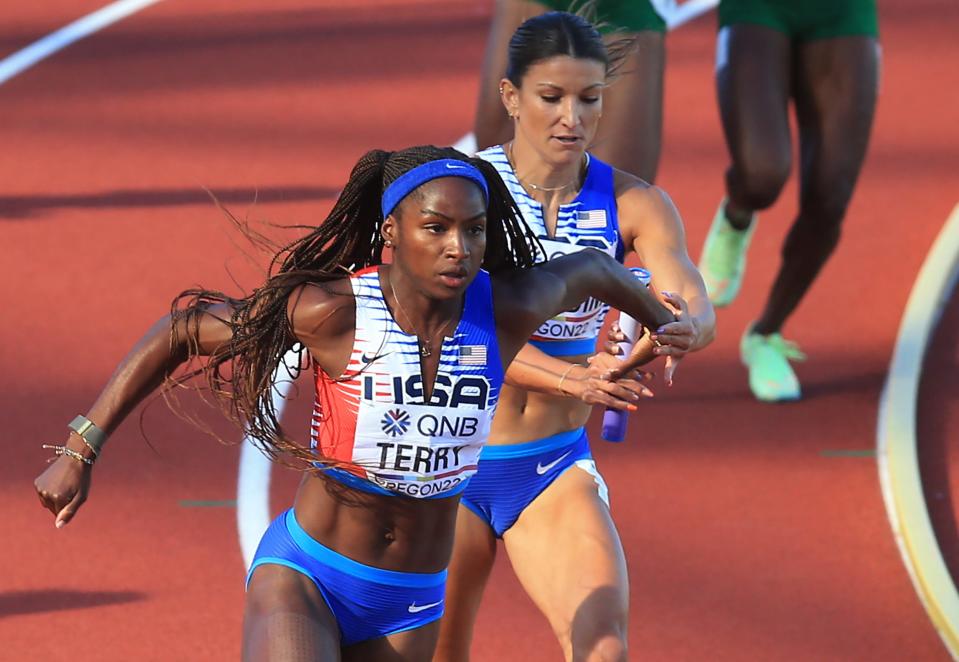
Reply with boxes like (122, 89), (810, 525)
(293, 473), (460, 574)
(488, 354), (591, 445)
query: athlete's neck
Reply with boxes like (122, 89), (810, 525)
(381, 265), (461, 337)
(507, 139), (585, 197)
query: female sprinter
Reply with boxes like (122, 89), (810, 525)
(434, 13), (715, 662)
(34, 145), (680, 661)
(697, 0), (879, 401)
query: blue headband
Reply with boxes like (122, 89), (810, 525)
(380, 159), (489, 218)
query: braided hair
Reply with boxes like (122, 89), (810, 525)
(169, 145), (539, 471)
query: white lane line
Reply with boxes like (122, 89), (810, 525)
(878, 202), (959, 659)
(0, 0), (165, 86)
(238, 0), (721, 565)
(656, 0), (719, 29)
(238, 349), (302, 569)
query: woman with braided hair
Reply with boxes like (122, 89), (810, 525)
(34, 144), (676, 660)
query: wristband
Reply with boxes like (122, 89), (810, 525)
(68, 415), (107, 455)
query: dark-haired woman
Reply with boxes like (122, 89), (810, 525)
(472, 0), (666, 182)
(34, 145), (680, 661)
(434, 12), (715, 662)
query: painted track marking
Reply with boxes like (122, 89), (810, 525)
(878, 202), (959, 658)
(0, 0), (165, 86)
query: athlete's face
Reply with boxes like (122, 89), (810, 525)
(504, 56), (606, 166)
(383, 177), (487, 299)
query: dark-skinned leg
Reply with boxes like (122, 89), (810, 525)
(752, 35), (880, 335)
(699, 24), (792, 307)
(473, 0), (548, 151)
(243, 564), (341, 661)
(587, 30), (664, 182)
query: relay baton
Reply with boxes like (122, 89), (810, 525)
(601, 267), (652, 442)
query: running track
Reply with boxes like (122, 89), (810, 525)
(3, 1), (958, 659)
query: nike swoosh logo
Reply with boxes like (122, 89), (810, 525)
(408, 600), (443, 613)
(361, 351), (392, 364)
(536, 451), (572, 475)
(445, 163), (466, 169)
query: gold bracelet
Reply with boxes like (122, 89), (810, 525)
(556, 363), (579, 395)
(42, 444), (95, 466)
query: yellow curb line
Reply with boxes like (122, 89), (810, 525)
(878, 202), (959, 659)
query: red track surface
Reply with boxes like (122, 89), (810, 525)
(3, 1), (957, 659)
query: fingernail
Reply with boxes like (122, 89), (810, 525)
(627, 404), (637, 412)
(56, 521), (64, 529)
(656, 327), (666, 333)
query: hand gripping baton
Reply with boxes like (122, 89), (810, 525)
(601, 267), (652, 442)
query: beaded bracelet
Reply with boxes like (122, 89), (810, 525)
(42, 444), (95, 466)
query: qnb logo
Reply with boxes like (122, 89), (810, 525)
(381, 408), (411, 437)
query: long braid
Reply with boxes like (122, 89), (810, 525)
(168, 145), (540, 472)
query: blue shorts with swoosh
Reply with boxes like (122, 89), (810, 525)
(461, 427), (607, 538)
(247, 509), (447, 647)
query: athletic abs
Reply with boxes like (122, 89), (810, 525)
(488, 357), (593, 445)
(293, 474), (458, 573)
(477, 147), (621, 444)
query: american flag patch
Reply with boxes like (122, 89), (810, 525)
(458, 345), (487, 366)
(576, 209), (607, 229)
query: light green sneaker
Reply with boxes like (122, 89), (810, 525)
(698, 199), (756, 307)
(740, 327), (806, 402)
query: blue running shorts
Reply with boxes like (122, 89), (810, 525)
(461, 427), (609, 537)
(247, 509), (447, 647)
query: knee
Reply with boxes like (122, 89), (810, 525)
(569, 610), (628, 662)
(575, 632), (628, 662)
(800, 179), (856, 228)
(727, 156), (790, 211)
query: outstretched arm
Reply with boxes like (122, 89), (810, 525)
(493, 249), (677, 371)
(617, 181), (716, 380)
(35, 305), (235, 528)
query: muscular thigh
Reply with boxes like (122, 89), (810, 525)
(433, 507), (498, 662)
(794, 36), (879, 207)
(343, 620), (442, 662)
(591, 30), (665, 182)
(503, 464), (628, 636)
(474, 0), (550, 149)
(244, 564), (341, 661)
(716, 24), (793, 180)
